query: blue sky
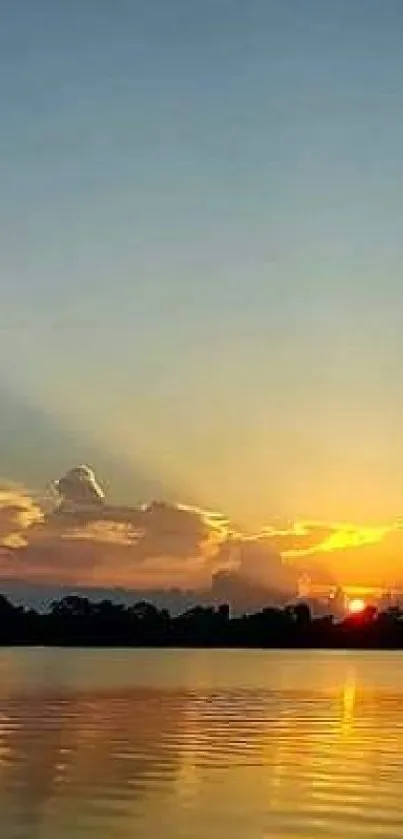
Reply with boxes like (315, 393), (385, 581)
(1, 0), (403, 527)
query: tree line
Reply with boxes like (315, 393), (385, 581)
(1, 593), (403, 648)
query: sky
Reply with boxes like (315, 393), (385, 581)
(1, 1), (403, 596)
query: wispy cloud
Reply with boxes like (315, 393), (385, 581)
(260, 520), (394, 558)
(253, 519), (403, 587)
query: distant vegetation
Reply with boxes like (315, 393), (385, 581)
(1, 594), (403, 648)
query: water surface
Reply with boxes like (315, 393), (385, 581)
(0, 648), (402, 838)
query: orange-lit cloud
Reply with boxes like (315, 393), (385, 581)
(0, 486), (43, 549)
(0, 471), (403, 596)
(0, 475), (298, 601)
(255, 520), (392, 557)
(277, 521), (392, 557)
(255, 519), (403, 587)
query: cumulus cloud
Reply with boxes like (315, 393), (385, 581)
(0, 467), (298, 599)
(0, 466), (402, 600)
(54, 465), (105, 508)
(209, 535), (301, 612)
(0, 468), (233, 589)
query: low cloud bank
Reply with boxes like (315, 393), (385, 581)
(0, 466), (401, 610)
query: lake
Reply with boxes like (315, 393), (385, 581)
(0, 648), (402, 838)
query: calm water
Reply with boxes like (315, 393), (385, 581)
(0, 649), (403, 838)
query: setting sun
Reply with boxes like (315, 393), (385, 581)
(348, 598), (366, 615)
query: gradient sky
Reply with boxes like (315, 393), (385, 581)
(2, 0), (403, 530)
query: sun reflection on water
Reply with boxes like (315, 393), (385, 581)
(341, 668), (357, 734)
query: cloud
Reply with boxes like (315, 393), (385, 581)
(54, 465), (106, 508)
(281, 521), (393, 558)
(0, 486), (43, 550)
(0, 467), (298, 599)
(0, 466), (403, 599)
(256, 522), (338, 555)
(257, 519), (403, 589)
(210, 535), (301, 612)
(0, 469), (233, 589)
(65, 520), (140, 547)
(307, 526), (403, 587)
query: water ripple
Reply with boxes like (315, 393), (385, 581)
(0, 649), (403, 838)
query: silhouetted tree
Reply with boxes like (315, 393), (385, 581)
(51, 595), (93, 618)
(0, 592), (402, 649)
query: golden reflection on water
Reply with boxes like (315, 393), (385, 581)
(0, 649), (402, 838)
(341, 668), (357, 734)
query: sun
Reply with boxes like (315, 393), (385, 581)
(348, 597), (366, 615)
